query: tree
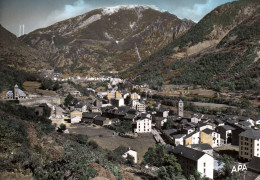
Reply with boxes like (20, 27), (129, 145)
(64, 93), (74, 106)
(57, 123), (66, 133)
(125, 154), (134, 166)
(157, 166), (185, 180)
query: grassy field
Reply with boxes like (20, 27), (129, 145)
(23, 81), (57, 95)
(68, 125), (156, 163)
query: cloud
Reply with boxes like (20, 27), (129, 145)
(43, 0), (93, 27)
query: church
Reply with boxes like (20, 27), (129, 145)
(6, 84), (26, 99)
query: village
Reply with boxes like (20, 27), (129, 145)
(2, 71), (260, 180)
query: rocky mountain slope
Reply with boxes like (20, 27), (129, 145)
(20, 6), (194, 75)
(0, 25), (50, 72)
(123, 0), (260, 92)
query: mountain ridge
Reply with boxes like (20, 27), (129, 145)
(122, 0), (260, 92)
(20, 6), (194, 75)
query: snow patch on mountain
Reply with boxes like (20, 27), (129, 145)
(63, 14), (101, 36)
(129, 22), (136, 29)
(78, 14), (102, 28)
(102, 5), (157, 16)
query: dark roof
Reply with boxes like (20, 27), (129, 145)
(215, 119), (224, 124)
(219, 125), (235, 131)
(113, 146), (130, 155)
(202, 128), (214, 135)
(163, 129), (178, 136)
(140, 113), (151, 119)
(248, 156), (260, 173)
(94, 116), (107, 121)
(197, 122), (208, 127)
(172, 145), (206, 161)
(75, 104), (84, 108)
(226, 119), (238, 125)
(157, 108), (169, 112)
(155, 117), (166, 121)
(172, 134), (186, 139)
(127, 109), (138, 115)
(82, 112), (98, 119)
(238, 121), (251, 127)
(190, 144), (213, 150)
(239, 129), (260, 140)
(124, 114), (136, 120)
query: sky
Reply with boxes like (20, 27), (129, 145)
(0, 0), (235, 36)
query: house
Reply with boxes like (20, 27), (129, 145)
(155, 117), (167, 129)
(200, 128), (221, 147)
(198, 122), (213, 131)
(71, 116), (81, 124)
(252, 117), (260, 126)
(133, 118), (152, 133)
(239, 129), (260, 161)
(82, 112), (99, 124)
(111, 98), (124, 107)
(35, 104), (47, 116)
(113, 146), (137, 163)
(6, 91), (13, 99)
(184, 131), (200, 145)
(90, 106), (100, 113)
(214, 119), (225, 126)
(172, 134), (186, 146)
(107, 91), (122, 100)
(70, 111), (82, 118)
(181, 126), (195, 135)
(156, 108), (169, 118)
(93, 116), (110, 126)
(216, 125), (235, 144)
(162, 129), (178, 144)
(190, 114), (203, 123)
(6, 84), (26, 99)
(231, 124), (250, 146)
(247, 156), (260, 174)
(74, 104), (87, 112)
(132, 100), (146, 112)
(130, 92), (140, 100)
(187, 144), (213, 156)
(171, 145), (214, 179)
(238, 121), (252, 128)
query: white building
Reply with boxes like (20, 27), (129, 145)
(114, 146), (137, 163)
(132, 100), (146, 112)
(239, 129), (260, 161)
(172, 134), (186, 146)
(71, 116), (81, 124)
(201, 128), (221, 147)
(133, 118), (152, 133)
(6, 84), (26, 100)
(172, 145), (214, 179)
(111, 98), (124, 107)
(178, 100), (184, 117)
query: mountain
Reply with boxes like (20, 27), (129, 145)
(123, 0), (260, 92)
(20, 6), (194, 75)
(0, 25), (50, 72)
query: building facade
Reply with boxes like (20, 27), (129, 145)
(239, 129), (260, 161)
(133, 118), (152, 133)
(178, 100), (184, 117)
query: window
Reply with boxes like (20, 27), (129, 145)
(204, 163), (206, 167)
(204, 169), (206, 173)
